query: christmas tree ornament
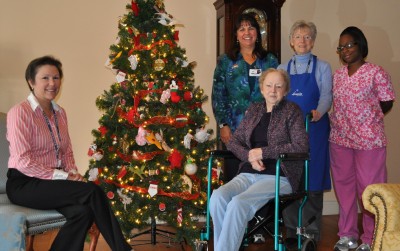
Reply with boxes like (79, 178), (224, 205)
(87, 144), (97, 157)
(155, 12), (172, 26)
(148, 169), (160, 176)
(175, 57), (188, 67)
(170, 92), (181, 103)
(128, 55), (138, 70)
(159, 202), (166, 212)
(130, 164), (146, 180)
(194, 128), (210, 143)
(116, 71), (126, 83)
(160, 88), (170, 104)
(177, 206), (183, 224)
(181, 175), (193, 193)
(119, 134), (130, 154)
(170, 80), (178, 90)
(173, 30), (180, 41)
(168, 150), (184, 169)
(145, 132), (162, 149)
(155, 0), (163, 9)
(183, 91), (193, 101)
(107, 191), (115, 199)
(117, 189), (133, 210)
(135, 127), (147, 146)
(148, 181), (158, 197)
(169, 80), (180, 102)
(92, 150), (104, 161)
(161, 141), (172, 152)
(183, 133), (193, 149)
(174, 114), (188, 127)
(154, 58), (165, 71)
(104, 58), (117, 74)
(184, 159), (198, 176)
(110, 51), (122, 64)
(88, 168), (99, 181)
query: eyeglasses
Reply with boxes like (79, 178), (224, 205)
(293, 34), (313, 41)
(337, 42), (358, 52)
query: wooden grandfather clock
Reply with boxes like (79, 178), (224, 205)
(214, 0), (285, 62)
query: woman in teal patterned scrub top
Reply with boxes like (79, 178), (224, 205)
(212, 13), (278, 181)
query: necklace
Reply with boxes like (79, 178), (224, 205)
(293, 54), (312, 74)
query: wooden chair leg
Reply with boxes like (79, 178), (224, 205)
(26, 235), (34, 251)
(88, 223), (100, 251)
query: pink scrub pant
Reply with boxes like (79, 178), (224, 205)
(330, 142), (387, 245)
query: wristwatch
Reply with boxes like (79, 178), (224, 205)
(219, 123), (228, 129)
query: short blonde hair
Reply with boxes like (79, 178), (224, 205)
(258, 68), (290, 95)
(289, 20), (317, 40)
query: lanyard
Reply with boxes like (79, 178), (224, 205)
(42, 108), (62, 168)
(293, 54), (312, 74)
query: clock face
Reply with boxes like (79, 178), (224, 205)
(242, 8), (268, 50)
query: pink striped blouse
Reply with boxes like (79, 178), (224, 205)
(7, 93), (78, 179)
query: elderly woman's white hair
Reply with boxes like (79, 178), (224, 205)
(258, 68), (291, 96)
(289, 20), (317, 40)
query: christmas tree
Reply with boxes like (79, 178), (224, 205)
(85, 0), (219, 247)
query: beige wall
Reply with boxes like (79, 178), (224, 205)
(1, 0), (399, 214)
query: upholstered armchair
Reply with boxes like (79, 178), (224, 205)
(362, 183), (400, 251)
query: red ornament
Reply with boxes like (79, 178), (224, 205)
(174, 114), (188, 128)
(107, 191), (115, 199)
(170, 92), (181, 103)
(159, 202), (166, 211)
(183, 91), (192, 101)
(174, 30), (180, 41)
(168, 150), (184, 169)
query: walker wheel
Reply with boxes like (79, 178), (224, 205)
(301, 238), (316, 251)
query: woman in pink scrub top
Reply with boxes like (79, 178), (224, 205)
(330, 26), (395, 251)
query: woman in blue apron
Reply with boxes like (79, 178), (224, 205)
(278, 20), (332, 241)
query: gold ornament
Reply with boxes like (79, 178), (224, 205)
(154, 58), (165, 71)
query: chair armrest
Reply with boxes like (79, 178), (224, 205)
(278, 153), (309, 161)
(209, 150), (235, 158)
(362, 183), (400, 251)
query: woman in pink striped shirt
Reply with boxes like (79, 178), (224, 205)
(6, 56), (132, 251)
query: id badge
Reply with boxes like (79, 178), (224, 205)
(249, 68), (261, 77)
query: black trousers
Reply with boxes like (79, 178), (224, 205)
(218, 140), (241, 183)
(282, 191), (324, 241)
(6, 169), (131, 251)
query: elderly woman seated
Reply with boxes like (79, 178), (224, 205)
(209, 68), (308, 251)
